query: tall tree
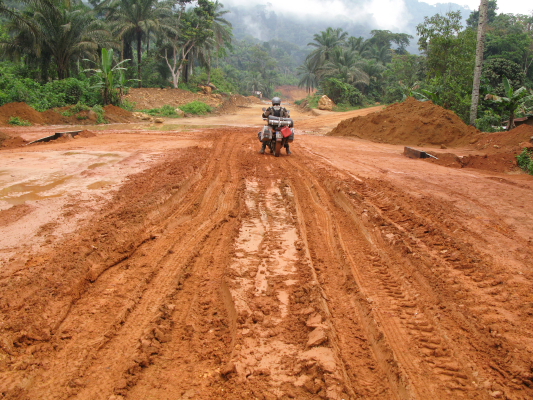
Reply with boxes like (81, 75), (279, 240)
(1, 0), (109, 80)
(470, 0), (489, 125)
(307, 27), (348, 67)
(162, 0), (216, 88)
(297, 58), (319, 93)
(321, 47), (369, 87)
(100, 0), (175, 86)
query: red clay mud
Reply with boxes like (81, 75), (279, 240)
(1, 98), (533, 400)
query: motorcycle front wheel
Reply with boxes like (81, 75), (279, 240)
(274, 140), (282, 157)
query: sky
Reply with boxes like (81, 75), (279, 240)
(423, 0), (533, 15)
(222, 0), (533, 33)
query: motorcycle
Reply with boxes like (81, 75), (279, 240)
(258, 108), (295, 157)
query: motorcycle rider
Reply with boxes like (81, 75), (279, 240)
(260, 97), (292, 155)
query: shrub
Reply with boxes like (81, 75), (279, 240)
(8, 116), (32, 126)
(516, 148), (533, 175)
(61, 103), (91, 117)
(179, 101), (212, 115)
(295, 94), (321, 109)
(0, 69), (100, 110)
(141, 104), (182, 118)
(475, 110), (504, 132)
(91, 105), (106, 124)
(321, 78), (364, 106)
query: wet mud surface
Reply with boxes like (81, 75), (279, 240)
(1, 105), (533, 400)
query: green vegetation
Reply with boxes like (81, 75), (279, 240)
(8, 116), (31, 126)
(0, 0), (532, 129)
(179, 101), (212, 115)
(142, 102), (212, 117)
(485, 77), (533, 130)
(516, 148), (533, 174)
(60, 103), (91, 117)
(84, 48), (134, 106)
(294, 2), (533, 127)
(92, 105), (106, 124)
(142, 105), (183, 118)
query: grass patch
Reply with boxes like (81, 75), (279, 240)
(60, 103), (91, 117)
(179, 101), (212, 115)
(8, 116), (32, 126)
(295, 94), (321, 109)
(141, 104), (182, 118)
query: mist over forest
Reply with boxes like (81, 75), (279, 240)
(223, 0), (471, 49)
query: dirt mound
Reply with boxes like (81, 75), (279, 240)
(77, 129), (97, 138)
(104, 104), (133, 123)
(216, 94), (254, 114)
(425, 151), (521, 173)
(0, 130), (28, 149)
(41, 109), (69, 125)
(125, 87), (223, 109)
(329, 97), (482, 147)
(275, 85), (314, 102)
(475, 124), (533, 151)
(0, 102), (47, 126)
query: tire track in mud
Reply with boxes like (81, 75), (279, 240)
(2, 131), (533, 400)
(0, 130), (243, 399)
(48, 131), (243, 399)
(287, 143), (533, 399)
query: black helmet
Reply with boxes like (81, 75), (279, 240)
(272, 97), (281, 105)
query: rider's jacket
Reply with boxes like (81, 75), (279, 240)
(263, 106), (289, 119)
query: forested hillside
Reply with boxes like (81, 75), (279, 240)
(0, 0), (532, 131)
(224, 0), (471, 49)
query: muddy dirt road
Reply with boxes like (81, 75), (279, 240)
(1, 102), (533, 400)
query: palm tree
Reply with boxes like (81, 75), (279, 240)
(363, 43), (392, 65)
(297, 58), (319, 94)
(361, 59), (385, 95)
(307, 27), (348, 68)
(100, 0), (174, 86)
(346, 36), (370, 56)
(322, 47), (369, 87)
(1, 0), (110, 80)
(183, 1), (232, 84)
(211, 1), (232, 51)
(244, 72), (264, 93)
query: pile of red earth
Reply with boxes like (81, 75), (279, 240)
(474, 124), (533, 151)
(124, 87), (222, 109)
(0, 103), (53, 126)
(328, 97), (482, 147)
(216, 94), (259, 114)
(0, 102), (133, 126)
(424, 152), (523, 173)
(425, 125), (533, 173)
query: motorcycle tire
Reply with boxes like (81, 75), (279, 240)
(275, 141), (282, 157)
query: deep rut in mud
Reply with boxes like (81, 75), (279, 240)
(1, 128), (533, 400)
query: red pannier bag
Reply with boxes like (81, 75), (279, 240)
(281, 126), (292, 138)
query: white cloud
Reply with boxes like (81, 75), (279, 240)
(422, 0), (532, 15)
(365, 0), (411, 30)
(223, 0), (412, 31)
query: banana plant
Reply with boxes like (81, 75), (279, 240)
(84, 48), (135, 105)
(485, 77), (533, 130)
